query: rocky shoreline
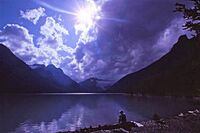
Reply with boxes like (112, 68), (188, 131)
(93, 109), (200, 133)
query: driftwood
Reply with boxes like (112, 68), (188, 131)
(57, 121), (137, 133)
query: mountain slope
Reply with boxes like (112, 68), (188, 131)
(79, 78), (102, 92)
(31, 64), (80, 92)
(110, 35), (200, 96)
(0, 44), (61, 93)
(79, 77), (112, 92)
(0, 44), (79, 93)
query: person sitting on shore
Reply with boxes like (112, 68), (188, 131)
(119, 111), (127, 124)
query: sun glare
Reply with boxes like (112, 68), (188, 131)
(73, 0), (103, 44)
(75, 1), (101, 28)
(77, 8), (93, 25)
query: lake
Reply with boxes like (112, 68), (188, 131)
(0, 94), (199, 133)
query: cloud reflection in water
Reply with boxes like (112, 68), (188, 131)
(0, 95), (198, 133)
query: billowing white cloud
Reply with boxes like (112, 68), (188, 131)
(0, 24), (39, 64)
(0, 21), (73, 69)
(40, 17), (68, 38)
(20, 7), (46, 24)
(37, 17), (73, 66)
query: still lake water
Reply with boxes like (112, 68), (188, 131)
(0, 94), (199, 133)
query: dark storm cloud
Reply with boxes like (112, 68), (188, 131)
(73, 0), (187, 81)
(101, 0), (183, 37)
(99, 0), (181, 46)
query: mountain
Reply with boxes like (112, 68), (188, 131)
(79, 77), (112, 92)
(0, 44), (79, 93)
(110, 35), (200, 96)
(31, 64), (80, 92)
(0, 44), (60, 93)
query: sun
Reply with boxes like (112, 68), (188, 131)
(77, 8), (93, 25)
(73, 0), (102, 44)
(75, 1), (101, 28)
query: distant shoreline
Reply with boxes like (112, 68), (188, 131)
(1, 93), (200, 98)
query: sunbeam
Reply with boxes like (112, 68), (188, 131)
(34, 0), (77, 15)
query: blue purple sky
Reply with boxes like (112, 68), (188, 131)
(0, 0), (189, 81)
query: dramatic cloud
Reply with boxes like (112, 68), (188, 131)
(20, 7), (46, 24)
(0, 0), (189, 82)
(69, 0), (187, 81)
(0, 19), (73, 68)
(37, 17), (73, 66)
(153, 18), (187, 58)
(0, 24), (39, 63)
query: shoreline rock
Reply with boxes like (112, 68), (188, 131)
(93, 109), (200, 133)
(133, 109), (200, 133)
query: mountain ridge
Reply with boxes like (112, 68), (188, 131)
(79, 77), (113, 92)
(32, 64), (80, 92)
(109, 35), (200, 96)
(0, 44), (80, 93)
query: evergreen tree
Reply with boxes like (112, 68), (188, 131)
(175, 0), (200, 36)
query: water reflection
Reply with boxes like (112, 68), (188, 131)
(0, 94), (198, 133)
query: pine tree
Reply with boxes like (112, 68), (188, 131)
(175, 0), (200, 37)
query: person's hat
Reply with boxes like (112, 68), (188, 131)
(120, 111), (124, 114)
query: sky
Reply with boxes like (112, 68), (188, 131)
(0, 0), (190, 82)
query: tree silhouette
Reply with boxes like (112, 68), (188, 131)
(175, 0), (200, 37)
